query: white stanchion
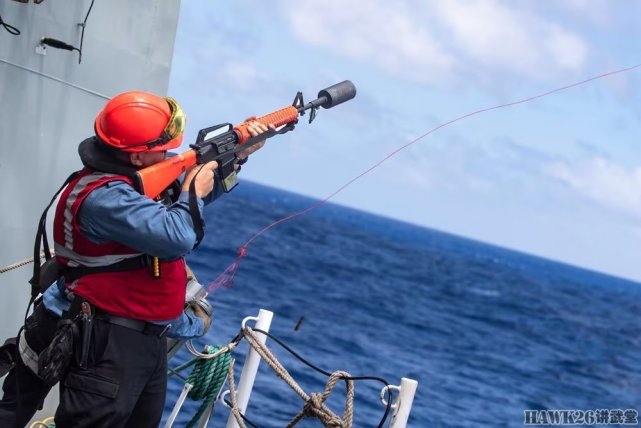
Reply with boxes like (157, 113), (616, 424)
(196, 377), (229, 428)
(197, 400), (216, 428)
(388, 377), (418, 428)
(164, 382), (193, 428)
(225, 309), (274, 428)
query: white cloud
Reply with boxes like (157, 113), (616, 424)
(543, 26), (588, 72)
(283, 1), (456, 84)
(434, 1), (536, 68)
(546, 157), (641, 216)
(433, 0), (587, 77)
(386, 135), (545, 200)
(219, 60), (263, 91)
(283, 0), (589, 85)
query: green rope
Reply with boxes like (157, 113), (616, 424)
(182, 345), (231, 428)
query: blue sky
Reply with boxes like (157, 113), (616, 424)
(168, 1), (641, 282)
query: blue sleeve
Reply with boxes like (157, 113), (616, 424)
(41, 279), (71, 318)
(78, 181), (204, 259)
(161, 309), (205, 340)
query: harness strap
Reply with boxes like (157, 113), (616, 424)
(188, 166), (206, 250)
(64, 255), (153, 282)
(30, 171), (81, 302)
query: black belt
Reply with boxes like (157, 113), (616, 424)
(94, 312), (171, 337)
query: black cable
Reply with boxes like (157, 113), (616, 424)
(251, 328), (394, 428)
(0, 14), (20, 36)
(77, 0), (95, 64)
(166, 366), (188, 383)
(222, 398), (260, 428)
(38, 0), (95, 63)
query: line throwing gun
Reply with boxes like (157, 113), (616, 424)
(135, 80), (357, 199)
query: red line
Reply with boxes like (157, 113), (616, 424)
(209, 63), (641, 290)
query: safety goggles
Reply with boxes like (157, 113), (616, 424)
(145, 97), (186, 149)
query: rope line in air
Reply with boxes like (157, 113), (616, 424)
(0, 251), (51, 274)
(210, 63), (641, 291)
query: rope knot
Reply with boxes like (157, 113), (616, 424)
(303, 393), (321, 415)
(301, 393), (343, 427)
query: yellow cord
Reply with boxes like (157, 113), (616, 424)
(29, 416), (55, 428)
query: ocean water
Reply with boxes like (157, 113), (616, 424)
(162, 180), (641, 427)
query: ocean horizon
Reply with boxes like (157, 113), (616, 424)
(163, 179), (641, 427)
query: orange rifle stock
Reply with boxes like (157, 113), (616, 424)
(135, 80), (357, 199)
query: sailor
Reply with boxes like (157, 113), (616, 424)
(0, 269), (208, 428)
(0, 91), (267, 427)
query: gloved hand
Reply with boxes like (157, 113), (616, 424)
(185, 264), (196, 282)
(189, 302), (212, 336)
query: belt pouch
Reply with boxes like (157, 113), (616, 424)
(37, 318), (79, 386)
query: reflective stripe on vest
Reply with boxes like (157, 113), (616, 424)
(53, 244), (142, 268)
(53, 169), (186, 320)
(60, 172), (121, 252)
(55, 170), (138, 260)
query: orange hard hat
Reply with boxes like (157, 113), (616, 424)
(94, 91), (185, 152)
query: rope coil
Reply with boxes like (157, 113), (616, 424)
(168, 344), (231, 428)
